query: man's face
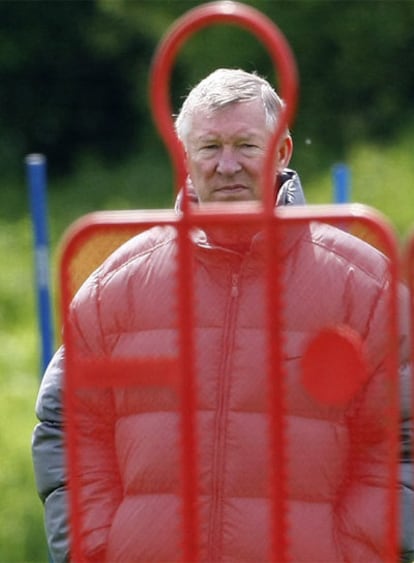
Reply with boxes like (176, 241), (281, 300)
(185, 99), (291, 204)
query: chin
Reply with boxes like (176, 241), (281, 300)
(213, 193), (255, 203)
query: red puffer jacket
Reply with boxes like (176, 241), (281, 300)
(66, 212), (409, 562)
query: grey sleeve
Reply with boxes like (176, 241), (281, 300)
(400, 360), (414, 562)
(32, 346), (70, 563)
(397, 283), (414, 562)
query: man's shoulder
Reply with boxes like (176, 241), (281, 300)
(72, 225), (177, 307)
(306, 221), (390, 279)
(100, 225), (177, 277)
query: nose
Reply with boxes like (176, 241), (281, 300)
(216, 146), (241, 176)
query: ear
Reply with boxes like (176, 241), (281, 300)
(276, 135), (293, 170)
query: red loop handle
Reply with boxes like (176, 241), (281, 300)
(149, 0), (299, 210)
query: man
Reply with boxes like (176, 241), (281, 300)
(32, 68), (413, 562)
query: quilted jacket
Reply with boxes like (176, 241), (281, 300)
(32, 170), (413, 562)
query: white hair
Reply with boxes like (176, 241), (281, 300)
(175, 68), (285, 148)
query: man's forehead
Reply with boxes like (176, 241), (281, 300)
(189, 100), (267, 137)
(193, 126), (263, 141)
(194, 98), (264, 117)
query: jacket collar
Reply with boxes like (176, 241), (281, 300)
(174, 168), (306, 213)
(175, 169), (308, 257)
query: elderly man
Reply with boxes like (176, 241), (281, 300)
(32, 68), (413, 562)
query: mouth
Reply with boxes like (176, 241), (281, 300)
(214, 184), (249, 195)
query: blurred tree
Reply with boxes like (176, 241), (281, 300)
(0, 0), (155, 174)
(99, 0), (414, 174)
(257, 0), (414, 159)
(1, 0), (414, 178)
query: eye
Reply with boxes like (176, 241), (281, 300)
(240, 142), (261, 154)
(198, 143), (219, 155)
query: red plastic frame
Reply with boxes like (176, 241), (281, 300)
(149, 3), (298, 559)
(60, 2), (400, 562)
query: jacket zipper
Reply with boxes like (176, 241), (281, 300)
(207, 266), (241, 561)
(231, 273), (239, 298)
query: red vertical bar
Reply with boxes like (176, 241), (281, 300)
(368, 215), (400, 563)
(61, 233), (84, 563)
(176, 215), (200, 562)
(264, 214), (288, 562)
(382, 232), (400, 563)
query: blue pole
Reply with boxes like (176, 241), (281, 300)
(25, 154), (54, 375)
(25, 157), (55, 563)
(332, 163), (351, 203)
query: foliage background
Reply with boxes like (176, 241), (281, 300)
(1, 0), (414, 561)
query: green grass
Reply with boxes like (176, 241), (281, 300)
(0, 148), (174, 562)
(0, 217), (47, 562)
(304, 123), (414, 239)
(1, 128), (414, 562)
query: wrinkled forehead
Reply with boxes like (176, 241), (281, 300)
(190, 99), (267, 132)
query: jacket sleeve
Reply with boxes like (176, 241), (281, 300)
(32, 346), (70, 563)
(31, 342), (121, 562)
(32, 268), (123, 562)
(399, 358), (414, 562)
(392, 280), (414, 563)
(352, 277), (413, 562)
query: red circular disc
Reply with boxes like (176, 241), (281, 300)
(301, 325), (369, 406)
